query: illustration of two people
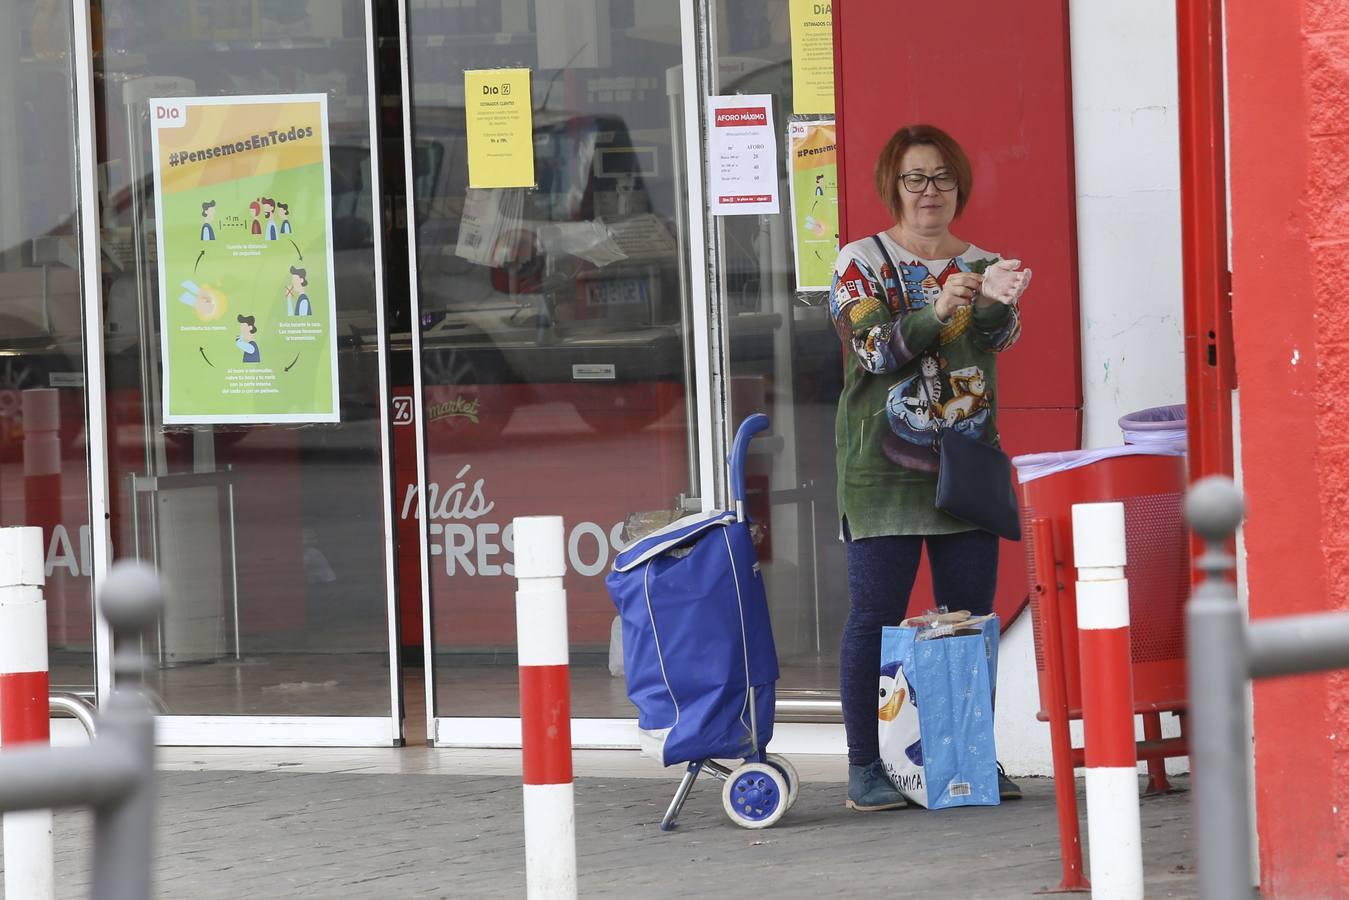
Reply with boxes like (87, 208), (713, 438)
(248, 197), (292, 240)
(202, 197), (294, 242)
(229, 267), (313, 365)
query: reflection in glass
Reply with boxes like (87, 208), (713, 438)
(715, 0), (846, 710)
(92, 1), (392, 716)
(404, 1), (698, 719)
(0, 1), (95, 694)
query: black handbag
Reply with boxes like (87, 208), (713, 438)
(934, 426), (1022, 541)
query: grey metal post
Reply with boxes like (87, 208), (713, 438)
(1184, 477), (1254, 900)
(1247, 612), (1349, 678)
(90, 562), (161, 900)
(0, 560), (163, 900)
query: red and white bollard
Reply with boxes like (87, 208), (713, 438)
(512, 516), (577, 900)
(0, 525), (54, 900)
(1072, 502), (1143, 900)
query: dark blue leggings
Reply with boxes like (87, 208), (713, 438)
(840, 522), (999, 766)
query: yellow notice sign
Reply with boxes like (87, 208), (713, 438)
(465, 68), (534, 189)
(789, 0), (835, 114)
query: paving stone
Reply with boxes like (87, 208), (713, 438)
(1, 771), (1196, 898)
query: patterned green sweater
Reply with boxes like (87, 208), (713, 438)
(829, 232), (1023, 538)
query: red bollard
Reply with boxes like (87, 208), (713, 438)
(512, 515), (577, 899)
(1072, 502), (1144, 900)
(0, 525), (54, 900)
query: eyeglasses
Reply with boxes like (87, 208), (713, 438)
(899, 172), (958, 193)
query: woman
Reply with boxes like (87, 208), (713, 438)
(829, 124), (1032, 811)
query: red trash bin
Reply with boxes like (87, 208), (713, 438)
(1015, 451), (1191, 892)
(1024, 453), (1191, 719)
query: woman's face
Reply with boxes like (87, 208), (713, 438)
(896, 144), (958, 233)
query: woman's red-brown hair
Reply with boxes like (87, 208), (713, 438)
(873, 124), (973, 222)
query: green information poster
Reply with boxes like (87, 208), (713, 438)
(787, 119), (838, 291)
(149, 93), (340, 424)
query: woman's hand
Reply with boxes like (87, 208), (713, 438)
(935, 272), (982, 321)
(979, 259), (1032, 306)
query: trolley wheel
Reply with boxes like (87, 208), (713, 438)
(764, 753), (800, 811)
(721, 762), (788, 829)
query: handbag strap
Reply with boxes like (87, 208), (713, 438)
(870, 234), (902, 310)
(870, 233), (956, 314)
(918, 378), (939, 421)
(874, 233), (946, 449)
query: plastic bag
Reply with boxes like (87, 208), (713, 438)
(878, 615), (1000, 809)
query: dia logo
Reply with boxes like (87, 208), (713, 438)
(392, 395), (413, 425)
(151, 100), (187, 127)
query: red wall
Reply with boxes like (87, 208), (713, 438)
(1227, 0), (1349, 894)
(833, 0), (1082, 625)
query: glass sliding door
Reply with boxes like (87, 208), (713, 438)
(708, 0), (845, 716)
(0, 0), (97, 708)
(88, 0), (400, 744)
(398, 0), (708, 742)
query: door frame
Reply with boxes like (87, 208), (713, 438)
(403, 0), (727, 747)
(75, 0), (404, 747)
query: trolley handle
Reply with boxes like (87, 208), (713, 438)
(729, 413), (770, 521)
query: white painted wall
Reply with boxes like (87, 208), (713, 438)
(1071, 1), (1187, 447)
(996, 0), (1187, 777)
(995, 616), (1054, 775)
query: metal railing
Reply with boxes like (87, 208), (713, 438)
(0, 561), (163, 900)
(1186, 477), (1349, 899)
(48, 693), (98, 740)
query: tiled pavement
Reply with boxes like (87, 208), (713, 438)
(0, 748), (1197, 899)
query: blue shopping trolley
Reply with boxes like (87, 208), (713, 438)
(605, 414), (798, 830)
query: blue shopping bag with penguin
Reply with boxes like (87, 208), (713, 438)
(877, 614), (1000, 809)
